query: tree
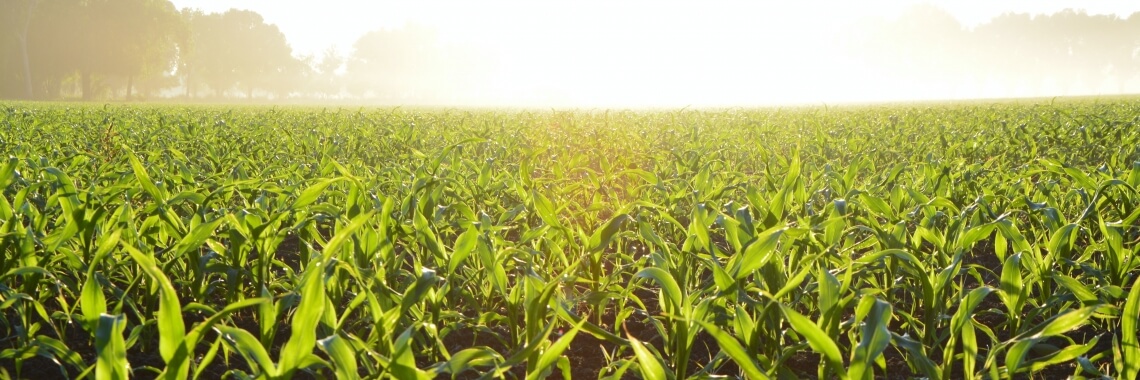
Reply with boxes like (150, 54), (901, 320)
(891, 5), (969, 96)
(23, 0), (87, 99)
(346, 25), (492, 102)
(309, 47), (344, 97)
(65, 0), (182, 100)
(0, 0), (38, 98)
(180, 9), (303, 99)
(848, 5), (969, 99)
(974, 13), (1043, 96)
(347, 26), (445, 99)
(1, 0), (77, 99)
(1120, 13), (1140, 91)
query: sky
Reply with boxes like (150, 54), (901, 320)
(169, 1), (1140, 106)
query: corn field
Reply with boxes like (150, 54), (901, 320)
(1, 100), (1139, 379)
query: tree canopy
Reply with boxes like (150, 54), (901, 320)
(1, 3), (1140, 101)
(181, 9), (302, 99)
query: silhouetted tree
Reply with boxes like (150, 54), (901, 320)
(180, 9), (303, 99)
(309, 47), (344, 98)
(346, 25), (492, 102)
(855, 6), (1140, 99)
(1, 0), (78, 99)
(65, 0), (182, 99)
(0, 0), (37, 99)
(23, 0), (87, 99)
(973, 13), (1040, 95)
(5, 3), (1140, 101)
(347, 26), (439, 99)
(891, 5), (968, 95)
(1121, 13), (1140, 90)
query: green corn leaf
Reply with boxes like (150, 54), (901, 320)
(622, 168), (659, 184)
(169, 217), (225, 260)
(438, 347), (502, 376)
(848, 298), (892, 380)
(1004, 338), (1040, 374)
(709, 255), (735, 293)
(44, 167), (79, 214)
(167, 191), (206, 205)
(1053, 273), (1098, 304)
(80, 229), (119, 331)
(950, 287), (993, 337)
(734, 306), (756, 348)
(400, 268), (439, 314)
(890, 332), (940, 380)
(635, 267), (684, 315)
(216, 325), (278, 376)
(1128, 161), (1140, 187)
(292, 177), (347, 209)
(999, 253), (1024, 314)
(961, 316), (978, 380)
(259, 287), (277, 348)
(448, 226), (479, 275)
(531, 189), (563, 229)
(158, 298), (269, 380)
(589, 213), (631, 253)
(34, 335), (85, 371)
(629, 334), (669, 380)
(1025, 336), (1099, 373)
(278, 263), (327, 375)
(695, 321), (769, 379)
(859, 195), (894, 218)
(0, 157), (16, 189)
(80, 273), (107, 332)
(0, 267), (49, 282)
(391, 326), (432, 380)
(1006, 306), (1098, 373)
(125, 148), (164, 201)
(1033, 306), (1097, 338)
(526, 320), (584, 380)
(91, 229), (121, 264)
(1046, 223), (1078, 258)
(782, 306), (844, 378)
(686, 205), (711, 253)
(957, 223), (994, 251)
(1119, 275), (1140, 379)
(318, 210), (375, 263)
(193, 337), (224, 380)
(783, 154), (801, 190)
(0, 192), (11, 221)
(318, 334), (359, 380)
(124, 246), (186, 367)
(184, 298), (270, 347)
(733, 226), (785, 280)
(484, 320), (559, 378)
(601, 359), (636, 380)
(819, 269), (841, 316)
(95, 314), (128, 380)
(556, 356), (572, 380)
(554, 305), (628, 345)
(773, 256), (815, 300)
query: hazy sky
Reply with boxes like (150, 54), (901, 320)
(169, 1), (1140, 57)
(169, 1), (1140, 106)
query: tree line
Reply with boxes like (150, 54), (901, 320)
(0, 0), (478, 101)
(2, 1), (1139, 101)
(0, 0), (299, 100)
(851, 6), (1140, 98)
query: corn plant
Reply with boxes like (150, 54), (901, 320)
(0, 100), (1139, 379)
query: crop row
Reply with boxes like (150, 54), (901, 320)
(1, 101), (1139, 379)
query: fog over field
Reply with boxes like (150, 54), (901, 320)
(7, 3), (1140, 379)
(3, 1), (1140, 106)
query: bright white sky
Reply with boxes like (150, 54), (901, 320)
(170, 1), (1140, 106)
